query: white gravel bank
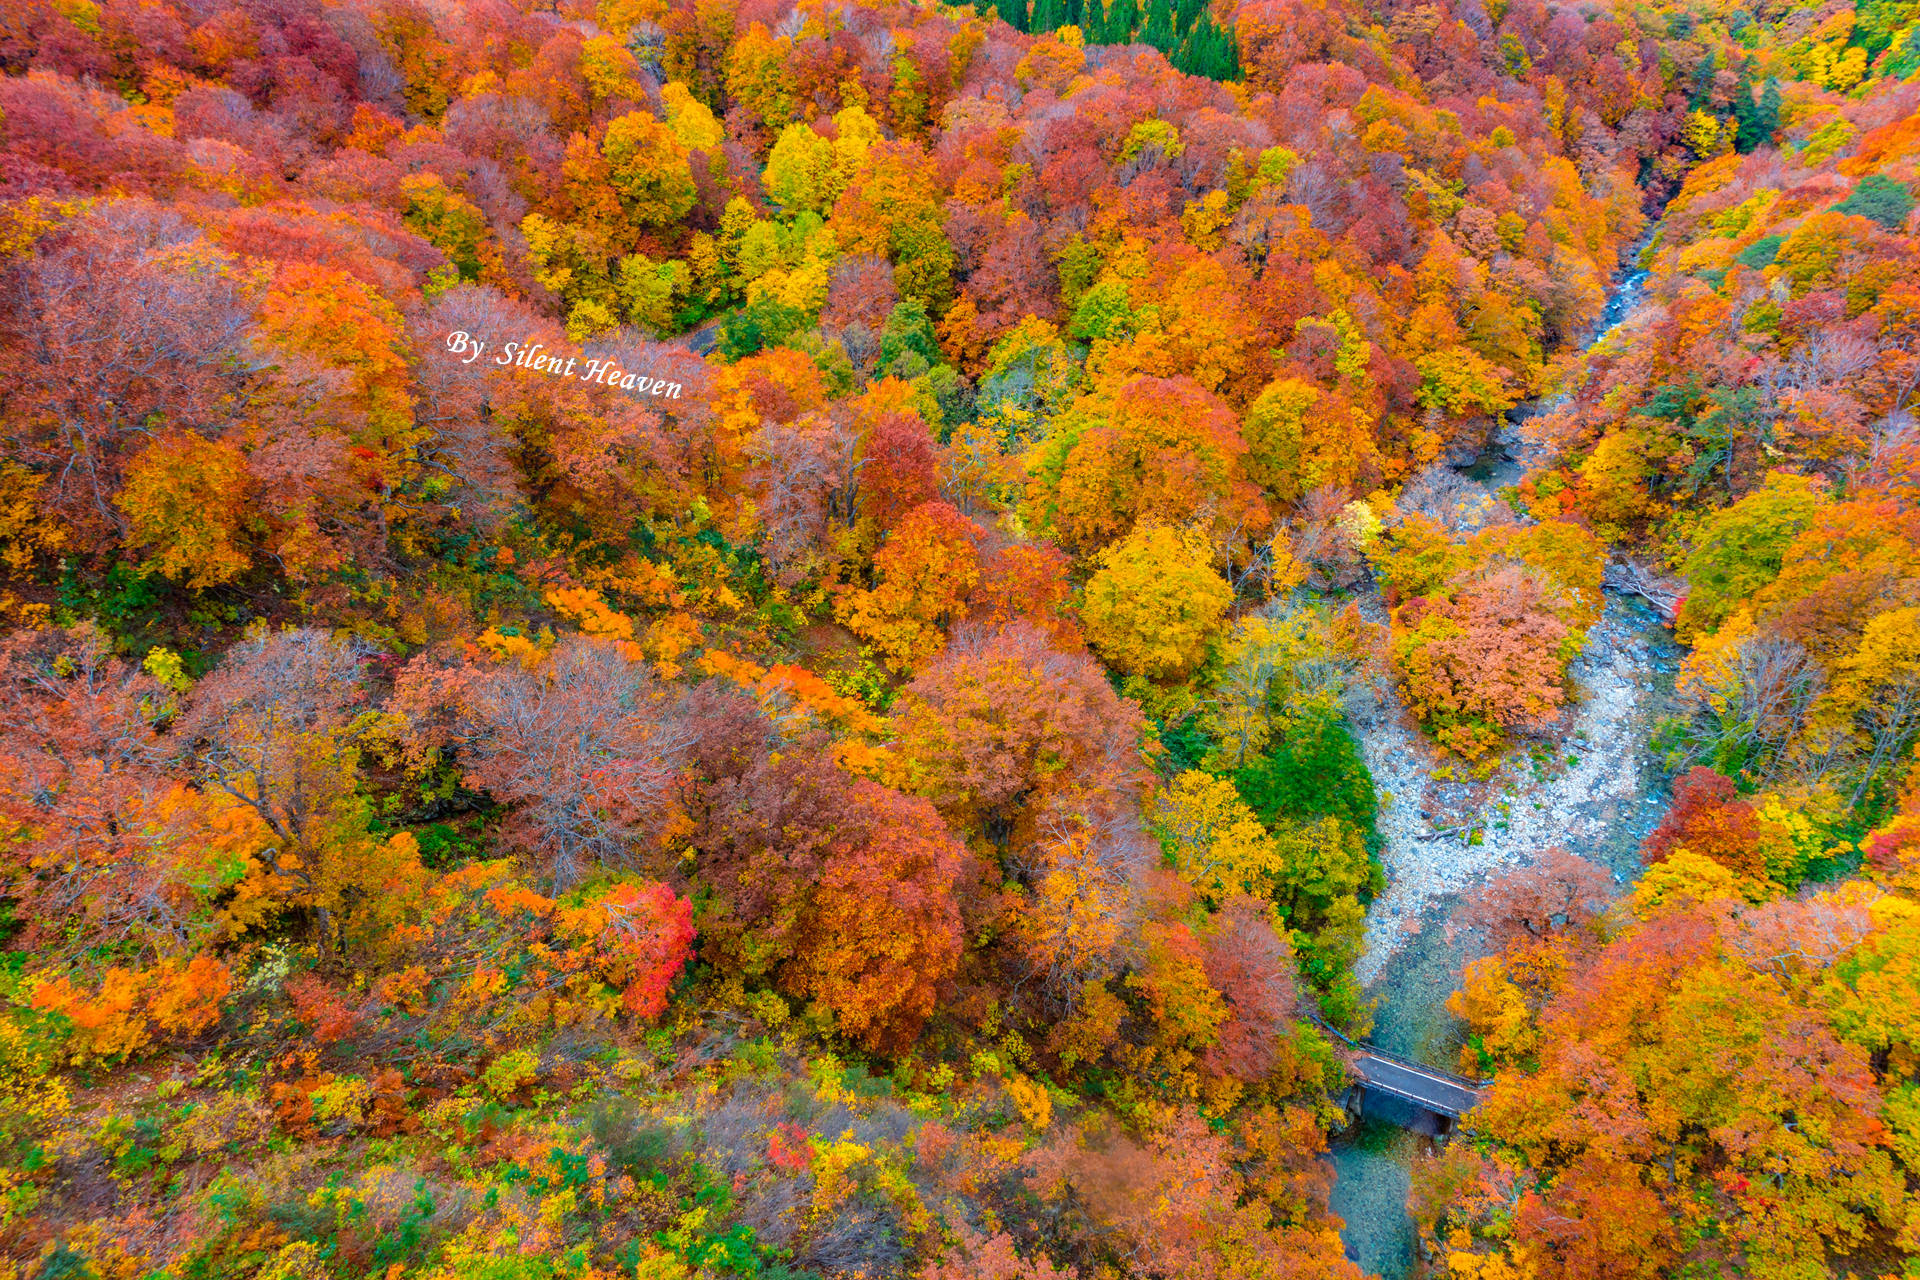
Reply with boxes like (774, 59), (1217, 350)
(1351, 593), (1675, 988)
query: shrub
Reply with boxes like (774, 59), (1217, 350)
(1834, 174), (1914, 231)
(717, 295), (807, 361)
(1232, 706), (1381, 852)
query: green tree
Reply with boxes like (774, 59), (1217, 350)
(1233, 706), (1383, 855)
(1677, 471), (1830, 639)
(1143, 0), (1175, 50)
(401, 174), (489, 281)
(879, 299), (941, 378)
(1756, 77), (1781, 142)
(1836, 174), (1916, 231)
(1731, 69), (1780, 153)
(716, 295), (807, 362)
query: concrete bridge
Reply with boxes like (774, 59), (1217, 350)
(1306, 1014), (1491, 1129)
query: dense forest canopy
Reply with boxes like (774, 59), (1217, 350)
(0, 0), (1917, 1272)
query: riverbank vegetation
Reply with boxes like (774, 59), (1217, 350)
(1409, 11), (1920, 1272)
(0, 0), (1916, 1273)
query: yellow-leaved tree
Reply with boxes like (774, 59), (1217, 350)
(565, 111), (696, 252)
(660, 79), (725, 152)
(1080, 523), (1233, 680)
(1150, 770), (1282, 904)
(1204, 607), (1342, 768)
(114, 429), (252, 590)
(1241, 376), (1378, 504)
(763, 107), (879, 214)
(1446, 955), (1536, 1070)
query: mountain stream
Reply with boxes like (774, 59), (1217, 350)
(1324, 264), (1680, 1276)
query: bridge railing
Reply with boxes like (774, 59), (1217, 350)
(1359, 1076), (1474, 1119)
(1302, 1012), (1494, 1091)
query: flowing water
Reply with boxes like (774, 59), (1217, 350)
(1326, 261), (1674, 1277)
(1467, 267), (1649, 491)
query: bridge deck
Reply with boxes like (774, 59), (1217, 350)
(1304, 1013), (1491, 1119)
(1349, 1054), (1484, 1117)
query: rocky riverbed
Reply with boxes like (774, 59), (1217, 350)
(1351, 589), (1683, 990)
(1328, 255), (1669, 1277)
(1329, 586), (1683, 1277)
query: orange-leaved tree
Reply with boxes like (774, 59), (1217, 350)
(1392, 562), (1571, 757)
(1241, 376), (1379, 505)
(1035, 374), (1262, 555)
(890, 620), (1149, 849)
(782, 778), (966, 1051)
(687, 746), (965, 1050)
(837, 500), (982, 670)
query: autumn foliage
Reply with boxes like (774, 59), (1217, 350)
(0, 0), (1917, 1271)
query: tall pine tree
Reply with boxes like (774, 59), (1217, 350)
(1756, 77), (1781, 140)
(1179, 9), (1235, 78)
(1730, 67), (1761, 152)
(1089, 0), (1119, 41)
(1688, 49), (1718, 109)
(1143, 0), (1175, 51)
(1732, 75), (1781, 152)
(1169, 10), (1219, 76)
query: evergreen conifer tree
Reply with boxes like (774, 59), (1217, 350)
(1173, 10), (1235, 78)
(1143, 0), (1175, 50)
(1730, 67), (1761, 152)
(1688, 49), (1717, 109)
(1756, 77), (1781, 138)
(1204, 11), (1237, 77)
(1733, 76), (1782, 151)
